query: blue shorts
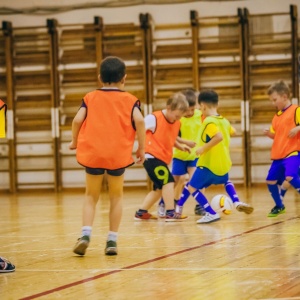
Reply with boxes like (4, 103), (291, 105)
(172, 158), (198, 176)
(266, 155), (300, 182)
(189, 166), (229, 189)
(86, 167), (125, 176)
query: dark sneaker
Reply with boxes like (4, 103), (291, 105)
(134, 211), (158, 220)
(0, 257), (15, 273)
(73, 235), (90, 256)
(105, 240), (118, 256)
(165, 212), (188, 222)
(268, 205), (286, 217)
(194, 204), (206, 216)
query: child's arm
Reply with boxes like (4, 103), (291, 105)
(263, 126), (275, 139)
(174, 139), (191, 153)
(69, 107), (87, 149)
(195, 132), (223, 156)
(133, 106), (145, 164)
(176, 136), (196, 148)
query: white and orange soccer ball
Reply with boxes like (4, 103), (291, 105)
(210, 194), (233, 215)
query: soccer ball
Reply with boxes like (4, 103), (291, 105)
(210, 194), (233, 215)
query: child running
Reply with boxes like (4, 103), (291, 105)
(264, 80), (300, 217)
(135, 92), (190, 221)
(175, 89), (254, 223)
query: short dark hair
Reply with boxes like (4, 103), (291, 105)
(100, 56), (126, 84)
(181, 89), (197, 107)
(267, 80), (290, 98)
(198, 89), (219, 105)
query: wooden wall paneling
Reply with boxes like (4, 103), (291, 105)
(244, 9), (294, 184)
(57, 20), (100, 189)
(102, 19), (148, 188)
(2, 22), (16, 193)
(194, 11), (246, 185)
(10, 24), (56, 191)
(148, 19), (193, 111)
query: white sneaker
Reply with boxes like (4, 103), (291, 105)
(234, 201), (254, 214)
(196, 212), (220, 224)
(157, 203), (166, 217)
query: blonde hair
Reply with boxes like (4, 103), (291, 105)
(166, 92), (189, 112)
(267, 80), (290, 98)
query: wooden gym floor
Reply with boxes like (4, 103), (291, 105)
(1, 185), (300, 300)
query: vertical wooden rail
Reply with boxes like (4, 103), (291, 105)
(139, 13), (152, 110)
(238, 8), (249, 187)
(94, 16), (103, 79)
(242, 8), (251, 187)
(2, 21), (16, 193)
(190, 10), (199, 91)
(139, 13), (149, 109)
(47, 19), (62, 192)
(290, 5), (299, 102)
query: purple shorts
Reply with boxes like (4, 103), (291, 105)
(266, 155), (300, 182)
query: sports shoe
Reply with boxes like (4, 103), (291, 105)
(157, 202), (166, 217)
(134, 211), (158, 220)
(268, 205), (286, 217)
(73, 235), (90, 256)
(196, 212), (220, 224)
(194, 204), (206, 216)
(235, 201), (254, 214)
(0, 257), (15, 273)
(165, 211), (188, 222)
(105, 240), (118, 256)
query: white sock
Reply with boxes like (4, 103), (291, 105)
(107, 231), (118, 242)
(82, 226), (92, 237)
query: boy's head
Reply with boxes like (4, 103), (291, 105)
(181, 88), (197, 118)
(267, 80), (290, 111)
(100, 56), (126, 84)
(165, 92), (189, 122)
(198, 89), (219, 116)
(267, 80), (290, 98)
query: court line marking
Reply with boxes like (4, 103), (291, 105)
(19, 216), (299, 300)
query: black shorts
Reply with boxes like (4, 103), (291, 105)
(143, 158), (174, 190)
(85, 167), (125, 176)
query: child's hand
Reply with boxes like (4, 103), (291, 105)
(135, 148), (145, 164)
(263, 128), (275, 139)
(195, 147), (204, 156)
(181, 145), (191, 153)
(69, 140), (77, 150)
(185, 140), (197, 148)
(288, 127), (300, 138)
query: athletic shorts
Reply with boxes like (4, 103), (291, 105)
(143, 158), (174, 190)
(266, 155), (300, 182)
(172, 158), (198, 176)
(189, 166), (229, 190)
(85, 167), (125, 176)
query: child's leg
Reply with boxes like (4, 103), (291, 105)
(73, 173), (103, 256)
(267, 180), (284, 207)
(82, 173), (104, 232)
(107, 173), (124, 233)
(191, 189), (216, 215)
(140, 190), (162, 210)
(224, 181), (239, 203)
(162, 182), (175, 211)
(174, 174), (186, 201)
